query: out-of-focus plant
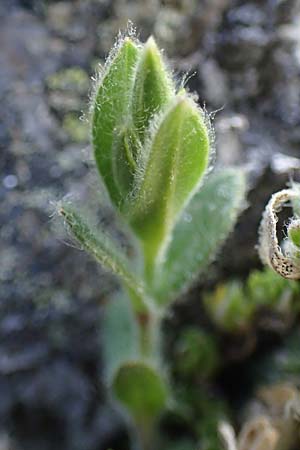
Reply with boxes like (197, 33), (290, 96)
(211, 183), (300, 450)
(204, 267), (300, 333)
(220, 331), (300, 450)
(58, 28), (246, 450)
(174, 328), (220, 380)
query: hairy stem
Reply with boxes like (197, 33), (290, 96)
(127, 288), (162, 361)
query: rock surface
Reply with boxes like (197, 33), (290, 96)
(1, 0), (300, 449)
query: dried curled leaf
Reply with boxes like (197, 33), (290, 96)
(219, 421), (238, 450)
(237, 416), (279, 450)
(258, 189), (300, 279)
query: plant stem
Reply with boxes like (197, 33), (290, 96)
(127, 283), (164, 450)
(127, 288), (162, 362)
(141, 422), (157, 450)
(129, 417), (157, 450)
(138, 308), (161, 360)
(143, 242), (158, 288)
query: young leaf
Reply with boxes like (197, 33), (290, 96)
(132, 36), (175, 144)
(155, 169), (246, 303)
(204, 281), (254, 332)
(288, 220), (300, 248)
(291, 182), (300, 218)
(112, 361), (168, 422)
(92, 37), (140, 207)
(102, 293), (139, 382)
(59, 204), (148, 312)
(129, 94), (210, 280)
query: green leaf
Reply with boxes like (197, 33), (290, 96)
(92, 37), (140, 207)
(175, 328), (220, 379)
(288, 220), (300, 248)
(291, 182), (300, 218)
(247, 268), (298, 308)
(204, 281), (254, 332)
(113, 361), (168, 422)
(129, 94), (210, 281)
(155, 169), (246, 303)
(132, 37), (175, 144)
(102, 293), (139, 382)
(59, 204), (148, 312)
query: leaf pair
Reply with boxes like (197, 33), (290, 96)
(92, 35), (210, 275)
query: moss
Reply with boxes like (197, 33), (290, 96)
(174, 328), (220, 379)
(62, 113), (89, 143)
(46, 67), (89, 94)
(204, 268), (300, 332)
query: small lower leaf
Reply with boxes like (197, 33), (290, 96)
(113, 361), (168, 422)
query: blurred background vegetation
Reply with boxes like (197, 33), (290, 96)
(1, 0), (300, 449)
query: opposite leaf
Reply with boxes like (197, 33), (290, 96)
(155, 169), (246, 303)
(113, 361), (168, 422)
(129, 94), (210, 281)
(92, 37), (140, 207)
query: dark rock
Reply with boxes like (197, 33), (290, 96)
(217, 26), (270, 70)
(2, 0), (300, 448)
